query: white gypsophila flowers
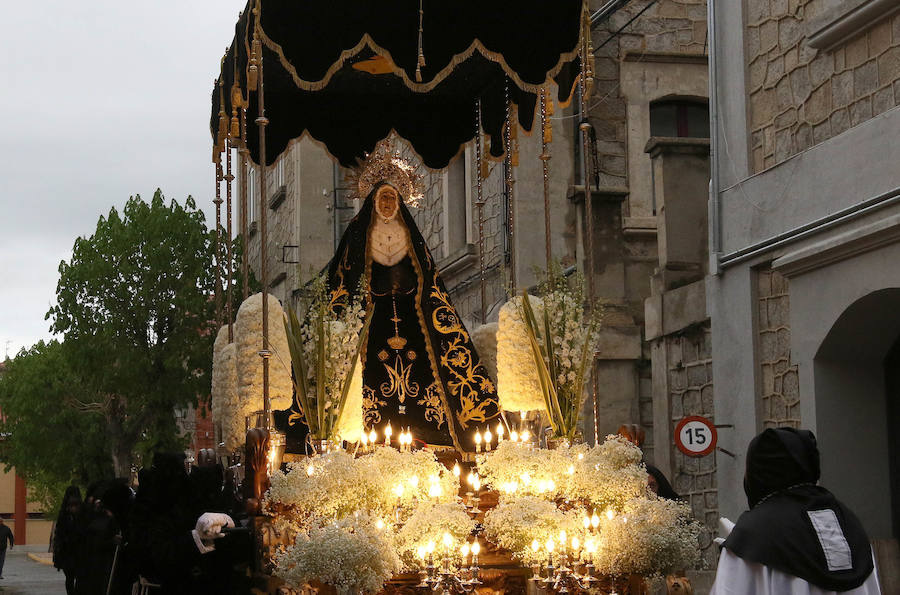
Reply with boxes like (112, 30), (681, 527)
(591, 497), (702, 577)
(235, 293), (293, 411)
(393, 501), (476, 570)
(263, 448), (458, 527)
(496, 296), (545, 412)
(482, 496), (584, 566)
(275, 514), (400, 594)
(476, 437), (646, 511)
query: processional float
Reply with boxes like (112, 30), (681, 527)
(207, 1), (699, 593)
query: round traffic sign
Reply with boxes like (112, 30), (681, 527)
(674, 416), (717, 457)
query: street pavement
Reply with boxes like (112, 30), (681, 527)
(0, 545), (65, 594)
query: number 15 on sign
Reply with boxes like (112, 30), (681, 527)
(674, 416), (717, 457)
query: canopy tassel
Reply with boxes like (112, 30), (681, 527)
(415, 0), (426, 82)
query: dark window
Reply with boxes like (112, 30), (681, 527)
(650, 100), (709, 138)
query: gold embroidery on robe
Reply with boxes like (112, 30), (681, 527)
(362, 385), (386, 426)
(429, 286), (499, 428)
(418, 383), (445, 428)
(380, 354), (420, 404)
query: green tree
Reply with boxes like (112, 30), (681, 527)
(47, 191), (218, 477)
(0, 341), (110, 510)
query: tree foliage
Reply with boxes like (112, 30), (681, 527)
(46, 191), (218, 477)
(0, 341), (110, 510)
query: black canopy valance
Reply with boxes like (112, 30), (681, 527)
(211, 0), (585, 168)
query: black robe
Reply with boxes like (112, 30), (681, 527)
(321, 183), (500, 450)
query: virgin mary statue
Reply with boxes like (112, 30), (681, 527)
(327, 142), (499, 451)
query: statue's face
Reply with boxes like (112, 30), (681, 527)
(375, 185), (399, 221)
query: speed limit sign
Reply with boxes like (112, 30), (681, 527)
(674, 416), (717, 457)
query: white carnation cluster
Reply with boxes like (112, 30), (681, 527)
(234, 292), (293, 412)
(496, 296), (545, 413)
(470, 322), (498, 384)
(211, 326), (243, 451)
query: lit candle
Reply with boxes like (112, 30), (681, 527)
(583, 516), (591, 530)
(471, 540), (480, 566)
(591, 512), (600, 529)
(483, 429), (493, 451)
(452, 462), (461, 478)
(375, 518), (385, 530)
(384, 423), (393, 447)
(474, 430), (482, 453)
(460, 542), (470, 566)
(497, 422), (505, 441)
(306, 463), (315, 476)
(521, 430), (531, 443)
(360, 431), (368, 449)
(472, 475), (481, 492)
(369, 429), (377, 446)
(531, 539), (540, 553)
(567, 464), (575, 475)
(442, 532), (453, 554)
(605, 509), (614, 521)
(510, 430), (519, 443)
(409, 475), (419, 488)
(417, 546), (427, 562)
(428, 482), (441, 499)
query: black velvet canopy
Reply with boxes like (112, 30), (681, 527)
(211, 0), (584, 168)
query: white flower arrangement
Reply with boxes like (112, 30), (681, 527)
(496, 296), (545, 413)
(211, 326), (244, 451)
(274, 513), (400, 595)
(394, 501), (475, 570)
(234, 292), (294, 412)
(591, 497), (702, 577)
(284, 276), (370, 442)
(482, 496), (584, 566)
(265, 448), (468, 592)
(477, 436), (701, 577)
(513, 266), (602, 440)
(470, 322), (498, 384)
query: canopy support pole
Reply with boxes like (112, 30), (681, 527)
(214, 159), (224, 330)
(240, 108), (249, 301)
(540, 89), (552, 271)
(226, 141), (234, 342)
(579, 2), (601, 445)
(475, 99), (487, 324)
(256, 43), (272, 431)
(504, 92), (517, 292)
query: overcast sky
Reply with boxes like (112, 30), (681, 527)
(1, 1), (247, 357)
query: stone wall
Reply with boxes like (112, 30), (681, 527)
(746, 1), (900, 172)
(666, 325), (718, 569)
(756, 267), (801, 427)
(591, 0), (708, 189)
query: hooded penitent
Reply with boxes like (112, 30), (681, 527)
(723, 428), (874, 591)
(306, 180), (499, 450)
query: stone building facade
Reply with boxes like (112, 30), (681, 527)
(710, 0), (900, 586)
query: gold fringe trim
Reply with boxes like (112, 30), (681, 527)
(258, 27), (580, 96)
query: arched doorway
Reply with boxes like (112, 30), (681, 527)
(813, 288), (900, 540)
